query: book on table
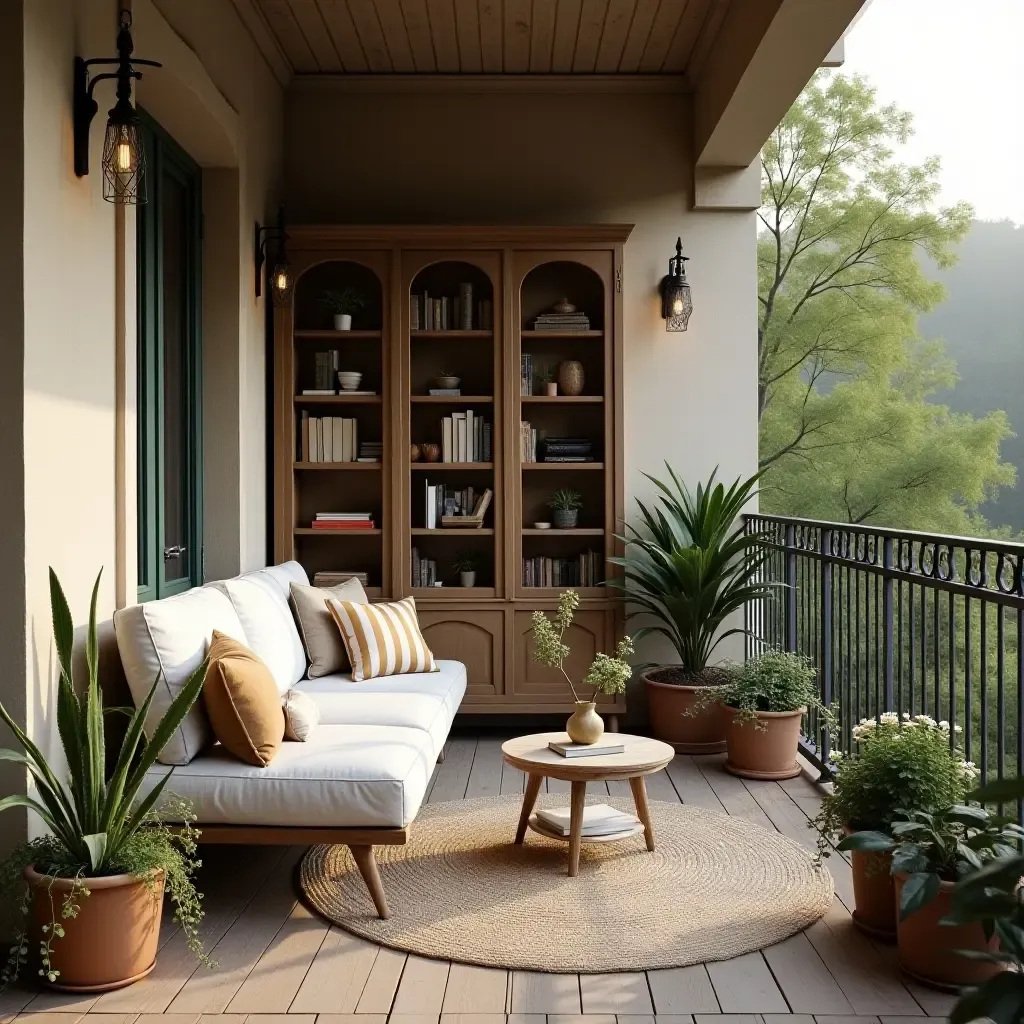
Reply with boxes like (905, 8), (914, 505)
(535, 803), (640, 837)
(548, 739), (625, 757)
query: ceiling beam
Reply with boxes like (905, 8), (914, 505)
(692, 0), (865, 167)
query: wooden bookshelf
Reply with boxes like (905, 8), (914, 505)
(274, 226), (629, 721)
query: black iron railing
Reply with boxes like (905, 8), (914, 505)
(744, 514), (1024, 780)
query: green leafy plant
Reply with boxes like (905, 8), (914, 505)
(531, 590), (633, 703)
(607, 466), (777, 676)
(321, 286), (365, 317)
(452, 551), (479, 573)
(548, 488), (583, 513)
(810, 713), (975, 860)
(0, 568), (211, 987)
(535, 366), (554, 384)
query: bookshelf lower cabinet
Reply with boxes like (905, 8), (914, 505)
(418, 608), (504, 699)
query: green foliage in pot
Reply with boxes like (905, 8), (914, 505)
(531, 590), (633, 703)
(548, 488), (583, 513)
(607, 466), (777, 675)
(810, 714), (975, 860)
(321, 286), (366, 316)
(451, 551), (479, 573)
(0, 569), (211, 987)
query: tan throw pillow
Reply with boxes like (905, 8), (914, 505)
(327, 596), (438, 681)
(283, 689), (319, 741)
(290, 578), (368, 678)
(203, 631), (285, 767)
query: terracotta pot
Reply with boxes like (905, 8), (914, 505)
(566, 700), (604, 744)
(845, 830), (896, 939)
(894, 873), (1003, 990)
(557, 360), (585, 396)
(724, 706), (805, 780)
(25, 864), (164, 992)
(643, 667), (729, 753)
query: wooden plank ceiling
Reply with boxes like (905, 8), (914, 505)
(255, 0), (729, 75)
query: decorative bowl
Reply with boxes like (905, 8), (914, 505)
(533, 521), (552, 530)
(434, 375), (461, 390)
(337, 371), (362, 391)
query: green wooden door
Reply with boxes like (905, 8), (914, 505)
(137, 114), (203, 603)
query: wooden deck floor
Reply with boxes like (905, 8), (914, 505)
(1, 732), (956, 1024)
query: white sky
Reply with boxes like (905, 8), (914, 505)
(840, 0), (1024, 225)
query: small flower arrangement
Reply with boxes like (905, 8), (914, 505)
(531, 590), (633, 703)
(811, 713), (977, 860)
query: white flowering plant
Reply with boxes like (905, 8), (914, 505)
(531, 590), (634, 703)
(811, 713), (978, 861)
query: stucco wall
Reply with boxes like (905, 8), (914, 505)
(285, 84), (760, 667)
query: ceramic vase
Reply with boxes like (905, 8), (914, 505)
(333, 313), (352, 330)
(566, 701), (604, 744)
(558, 360), (585, 396)
(553, 509), (578, 529)
(422, 443), (441, 463)
(460, 570), (476, 587)
(410, 444), (422, 462)
(545, 382), (558, 396)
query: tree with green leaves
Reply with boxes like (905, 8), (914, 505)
(758, 71), (1014, 532)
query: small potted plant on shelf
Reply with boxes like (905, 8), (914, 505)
(607, 466), (776, 753)
(536, 367), (557, 397)
(0, 569), (210, 993)
(322, 286), (365, 330)
(434, 369), (460, 390)
(548, 488), (582, 529)
(811, 714), (973, 939)
(841, 792), (1011, 990)
(452, 551), (479, 588)
(531, 590), (633, 744)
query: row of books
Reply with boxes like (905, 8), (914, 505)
(411, 548), (440, 588)
(520, 353), (540, 397)
(522, 550), (602, 587)
(410, 284), (494, 332)
(300, 415), (376, 463)
(423, 484), (493, 529)
(313, 570), (369, 587)
(440, 411), (492, 463)
(520, 420), (539, 462)
(310, 513), (375, 532)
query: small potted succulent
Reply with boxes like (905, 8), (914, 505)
(548, 488), (582, 529)
(322, 286), (365, 330)
(531, 590), (633, 744)
(452, 551), (479, 588)
(812, 714), (973, 939)
(536, 367), (557, 397)
(434, 369), (460, 390)
(841, 797), (1008, 990)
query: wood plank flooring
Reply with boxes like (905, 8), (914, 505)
(3, 734), (953, 1024)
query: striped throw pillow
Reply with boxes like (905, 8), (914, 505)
(327, 596), (438, 681)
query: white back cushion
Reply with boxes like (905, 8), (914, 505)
(210, 575), (307, 693)
(113, 587), (247, 765)
(252, 561), (310, 597)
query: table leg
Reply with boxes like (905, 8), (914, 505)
(515, 773), (544, 844)
(629, 775), (656, 852)
(568, 780), (587, 877)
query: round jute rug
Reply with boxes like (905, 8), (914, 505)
(299, 795), (833, 972)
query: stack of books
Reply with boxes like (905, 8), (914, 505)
(440, 410), (491, 463)
(310, 513), (375, 531)
(520, 353), (534, 396)
(535, 803), (639, 837)
(410, 285), (493, 331)
(548, 738), (625, 757)
(411, 548), (440, 587)
(299, 414), (362, 462)
(313, 570), (369, 587)
(543, 437), (593, 463)
(441, 488), (493, 528)
(520, 420), (539, 462)
(429, 387), (461, 397)
(522, 550), (602, 587)
(358, 441), (383, 462)
(532, 310), (591, 332)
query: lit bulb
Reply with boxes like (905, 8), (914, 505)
(115, 139), (135, 173)
(671, 297), (684, 315)
(274, 270), (289, 292)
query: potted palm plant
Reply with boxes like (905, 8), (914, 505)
(548, 488), (582, 530)
(608, 466), (775, 752)
(452, 551), (479, 588)
(322, 286), (365, 330)
(0, 569), (210, 993)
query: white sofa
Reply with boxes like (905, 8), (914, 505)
(113, 560), (467, 917)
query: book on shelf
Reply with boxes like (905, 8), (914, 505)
(440, 410), (490, 462)
(300, 389), (336, 395)
(411, 547), (439, 588)
(522, 549), (602, 587)
(439, 488), (493, 528)
(520, 420), (538, 463)
(542, 436), (594, 463)
(429, 388), (461, 396)
(314, 349), (339, 390)
(311, 511), (375, 531)
(313, 570), (369, 587)
(299, 413), (366, 463)
(411, 284), (490, 332)
(358, 440), (383, 463)
(532, 312), (592, 331)
(520, 353), (532, 397)
(535, 803), (639, 836)
(548, 740), (625, 758)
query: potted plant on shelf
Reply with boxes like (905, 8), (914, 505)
(811, 714), (973, 939)
(0, 569), (210, 994)
(531, 590), (633, 744)
(536, 367), (557, 397)
(452, 551), (479, 588)
(841, 795), (1012, 990)
(607, 466), (775, 753)
(322, 286), (365, 330)
(548, 488), (582, 529)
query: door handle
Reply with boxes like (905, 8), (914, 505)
(164, 544), (187, 561)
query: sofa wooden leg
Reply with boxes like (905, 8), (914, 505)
(349, 845), (390, 919)
(436, 746), (446, 763)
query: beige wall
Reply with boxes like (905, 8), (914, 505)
(285, 83), (760, 668)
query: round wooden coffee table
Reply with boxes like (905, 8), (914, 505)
(501, 732), (675, 876)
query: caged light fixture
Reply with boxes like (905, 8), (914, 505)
(255, 206), (292, 302)
(660, 237), (693, 332)
(73, 10), (161, 204)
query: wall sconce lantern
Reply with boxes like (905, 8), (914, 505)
(74, 10), (161, 204)
(661, 237), (693, 332)
(255, 206), (292, 302)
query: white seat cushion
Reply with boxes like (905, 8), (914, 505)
(143, 724), (440, 828)
(208, 575), (307, 693)
(295, 660), (466, 731)
(113, 587), (247, 765)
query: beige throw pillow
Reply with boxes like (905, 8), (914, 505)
(290, 578), (368, 678)
(283, 689), (320, 741)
